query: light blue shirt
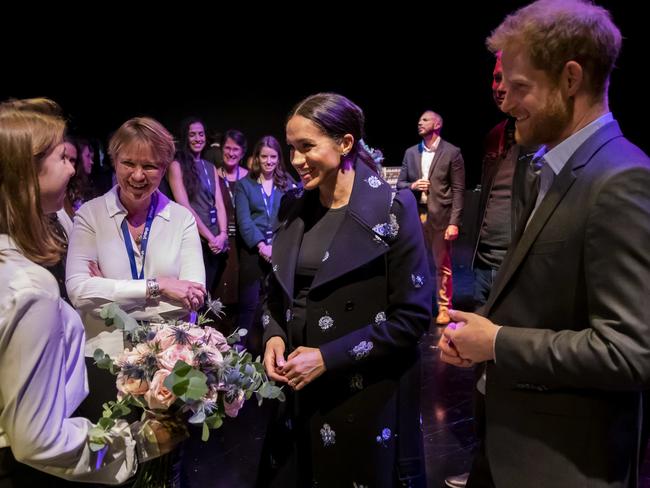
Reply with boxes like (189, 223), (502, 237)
(529, 112), (614, 220)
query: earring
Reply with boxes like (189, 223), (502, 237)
(342, 151), (349, 157)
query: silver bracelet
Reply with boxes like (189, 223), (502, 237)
(146, 278), (160, 299)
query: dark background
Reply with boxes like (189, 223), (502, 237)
(2, 1), (645, 188)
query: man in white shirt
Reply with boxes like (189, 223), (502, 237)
(397, 110), (465, 325)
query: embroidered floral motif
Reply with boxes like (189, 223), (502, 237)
(349, 373), (364, 392)
(366, 175), (382, 189)
(372, 213), (399, 241)
(286, 309), (293, 323)
(320, 423), (336, 447)
(374, 311), (387, 325)
(322, 251), (329, 262)
(376, 427), (393, 447)
(349, 341), (374, 360)
(272, 264), (279, 273)
(261, 314), (270, 328)
(411, 273), (425, 289)
(318, 314), (334, 331)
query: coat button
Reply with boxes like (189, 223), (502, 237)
(346, 414), (355, 423)
(345, 301), (354, 311)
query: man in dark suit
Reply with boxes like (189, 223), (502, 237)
(397, 111), (465, 325)
(439, 1), (650, 487)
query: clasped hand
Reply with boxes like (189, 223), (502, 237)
(437, 309), (500, 367)
(263, 337), (326, 391)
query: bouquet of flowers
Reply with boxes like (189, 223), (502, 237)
(88, 298), (284, 487)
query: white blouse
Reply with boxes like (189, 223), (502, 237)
(0, 235), (136, 483)
(66, 187), (205, 358)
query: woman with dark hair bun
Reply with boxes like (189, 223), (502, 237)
(259, 93), (432, 487)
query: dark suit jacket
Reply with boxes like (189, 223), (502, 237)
(396, 138), (465, 229)
(482, 121), (650, 487)
(260, 162), (433, 486)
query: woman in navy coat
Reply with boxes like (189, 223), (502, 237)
(259, 93), (433, 487)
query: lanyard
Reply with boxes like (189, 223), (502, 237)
(222, 167), (239, 208)
(259, 179), (275, 220)
(198, 159), (214, 197)
(120, 192), (158, 280)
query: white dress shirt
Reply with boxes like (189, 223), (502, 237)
(0, 235), (136, 483)
(66, 187), (205, 358)
(420, 137), (440, 204)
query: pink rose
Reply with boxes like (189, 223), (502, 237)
(115, 342), (151, 367)
(153, 326), (177, 350)
(224, 390), (245, 418)
(116, 373), (149, 397)
(198, 343), (223, 365)
(203, 326), (230, 352)
(157, 344), (195, 371)
(184, 325), (205, 345)
(144, 369), (176, 410)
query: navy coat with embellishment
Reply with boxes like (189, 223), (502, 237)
(259, 161), (433, 487)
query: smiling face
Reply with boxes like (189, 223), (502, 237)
(286, 115), (349, 191)
(38, 142), (75, 213)
(222, 137), (244, 169)
(114, 142), (166, 209)
(501, 47), (572, 148)
(259, 145), (279, 178)
(188, 121), (206, 156)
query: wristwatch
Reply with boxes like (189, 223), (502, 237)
(146, 278), (160, 299)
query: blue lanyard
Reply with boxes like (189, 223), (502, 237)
(198, 159), (214, 197)
(259, 180), (275, 220)
(222, 167), (239, 208)
(120, 192), (158, 279)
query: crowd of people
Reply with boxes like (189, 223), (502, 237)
(1, 1), (649, 487)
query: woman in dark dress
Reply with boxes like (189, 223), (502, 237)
(259, 93), (433, 487)
(213, 130), (248, 329)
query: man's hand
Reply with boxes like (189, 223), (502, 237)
(441, 309), (501, 365)
(410, 178), (430, 192)
(444, 224), (459, 241)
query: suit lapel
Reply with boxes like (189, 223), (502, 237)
(428, 139), (446, 180)
(271, 193), (306, 299)
(311, 164), (393, 290)
(485, 121), (624, 314)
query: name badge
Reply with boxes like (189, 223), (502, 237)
(227, 222), (237, 237)
(265, 229), (273, 245)
(209, 207), (217, 225)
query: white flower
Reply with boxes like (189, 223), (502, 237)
(366, 175), (382, 189)
(374, 311), (386, 325)
(411, 274), (425, 289)
(261, 314), (270, 328)
(372, 214), (399, 241)
(318, 314), (334, 331)
(320, 423), (336, 447)
(349, 341), (373, 360)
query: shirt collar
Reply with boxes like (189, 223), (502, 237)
(542, 112), (614, 176)
(105, 186), (171, 221)
(421, 136), (441, 153)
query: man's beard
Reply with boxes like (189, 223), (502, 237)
(515, 90), (573, 148)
